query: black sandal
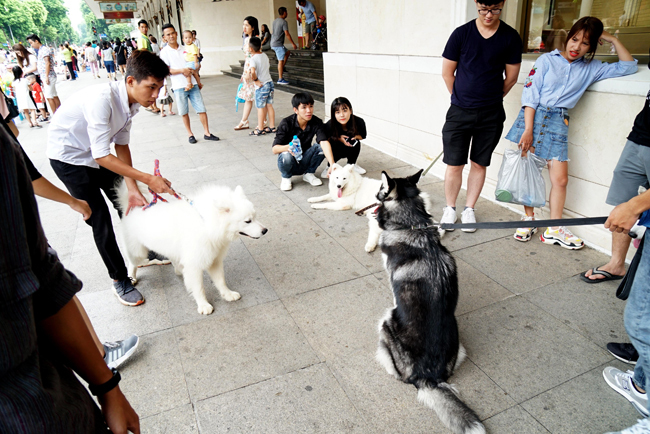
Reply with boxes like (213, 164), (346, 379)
(263, 127), (277, 134)
(249, 128), (266, 136)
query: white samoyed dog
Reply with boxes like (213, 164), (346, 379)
(308, 164), (435, 252)
(308, 163), (384, 252)
(115, 180), (267, 315)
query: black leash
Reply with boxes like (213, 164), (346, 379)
(437, 216), (608, 231)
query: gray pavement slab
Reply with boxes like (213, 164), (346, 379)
(18, 72), (635, 433)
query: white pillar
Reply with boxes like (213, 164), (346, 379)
(579, 0), (593, 18)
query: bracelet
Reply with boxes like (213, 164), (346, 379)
(89, 368), (121, 396)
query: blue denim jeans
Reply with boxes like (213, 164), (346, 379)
(277, 143), (324, 178)
(625, 235), (650, 409)
(173, 86), (206, 116)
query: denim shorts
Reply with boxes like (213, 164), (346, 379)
(104, 60), (115, 74)
(271, 45), (288, 61)
(185, 61), (197, 70)
(505, 106), (569, 162)
(255, 82), (274, 108)
(173, 86), (206, 116)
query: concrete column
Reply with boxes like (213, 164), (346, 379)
(579, 0), (593, 18)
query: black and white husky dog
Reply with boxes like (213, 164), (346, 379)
(374, 170), (485, 434)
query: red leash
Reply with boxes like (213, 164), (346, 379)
(142, 159), (182, 210)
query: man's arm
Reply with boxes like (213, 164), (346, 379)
(39, 298), (140, 434)
(284, 30), (298, 49)
(503, 63), (521, 97)
(606, 190), (650, 234)
(441, 58), (457, 94)
(320, 140), (335, 175)
(44, 55), (51, 84)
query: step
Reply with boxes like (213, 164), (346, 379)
(266, 49), (324, 59)
(228, 66), (323, 94)
(220, 70), (324, 102)
(235, 62), (324, 80)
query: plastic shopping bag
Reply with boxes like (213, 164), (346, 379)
(495, 149), (547, 208)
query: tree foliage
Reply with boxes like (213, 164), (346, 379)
(0, 0), (79, 46)
(79, 2), (133, 43)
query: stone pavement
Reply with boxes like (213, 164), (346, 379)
(19, 71), (641, 433)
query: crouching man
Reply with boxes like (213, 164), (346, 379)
(273, 92), (334, 191)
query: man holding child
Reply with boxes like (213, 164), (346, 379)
(440, 0), (522, 232)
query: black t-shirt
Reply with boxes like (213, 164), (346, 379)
(324, 115), (367, 142)
(442, 20), (523, 109)
(273, 114), (328, 152)
(628, 90), (650, 148)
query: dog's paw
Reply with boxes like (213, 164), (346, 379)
(364, 243), (377, 253)
(310, 203), (324, 209)
(197, 303), (214, 315)
(223, 291), (241, 302)
(307, 197), (318, 203)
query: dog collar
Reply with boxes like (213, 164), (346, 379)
(355, 198), (393, 216)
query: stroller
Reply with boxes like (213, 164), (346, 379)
(310, 17), (328, 51)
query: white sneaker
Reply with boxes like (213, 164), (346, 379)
(353, 164), (366, 175)
(605, 418), (650, 434)
(440, 206), (457, 232)
(320, 167), (329, 179)
(303, 173), (323, 186)
(280, 178), (292, 191)
(514, 215), (537, 242)
(603, 367), (649, 417)
(460, 207), (476, 233)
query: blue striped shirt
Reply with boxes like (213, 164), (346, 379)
(521, 49), (638, 110)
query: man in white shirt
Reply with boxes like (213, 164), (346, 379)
(47, 50), (173, 307)
(160, 23), (219, 144)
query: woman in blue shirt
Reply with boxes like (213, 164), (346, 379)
(506, 16), (637, 249)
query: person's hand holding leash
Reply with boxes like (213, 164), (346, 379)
(605, 201), (641, 234)
(147, 175), (173, 195)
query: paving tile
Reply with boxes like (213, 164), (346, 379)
(141, 404), (198, 434)
(524, 276), (628, 348)
(118, 330), (190, 419)
(283, 275), (392, 360)
(455, 258), (516, 315)
(246, 190), (304, 218)
(215, 173), (277, 195)
(77, 281), (172, 343)
(521, 361), (640, 434)
(62, 251), (114, 295)
(174, 301), (319, 401)
(242, 209), (327, 248)
(483, 406), (550, 434)
(195, 364), (368, 433)
(457, 296), (612, 403)
(163, 250), (278, 327)
(246, 235), (370, 298)
(200, 158), (261, 181)
(366, 165), (442, 186)
(454, 236), (611, 295)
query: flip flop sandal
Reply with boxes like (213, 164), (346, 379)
(579, 267), (625, 284)
(249, 128), (266, 136)
(263, 127), (277, 134)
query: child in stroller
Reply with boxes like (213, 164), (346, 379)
(310, 15), (328, 50)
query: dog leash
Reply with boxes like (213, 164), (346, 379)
(142, 159), (192, 210)
(436, 216), (608, 231)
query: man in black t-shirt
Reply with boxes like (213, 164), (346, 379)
(582, 84), (650, 286)
(440, 0), (522, 233)
(272, 92), (334, 191)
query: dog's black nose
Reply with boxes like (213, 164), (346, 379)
(261, 228), (268, 235)
(336, 185), (341, 188)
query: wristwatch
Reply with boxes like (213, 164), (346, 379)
(89, 368), (121, 396)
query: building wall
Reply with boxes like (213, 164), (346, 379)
(323, 0), (649, 258)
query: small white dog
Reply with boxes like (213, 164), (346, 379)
(308, 163), (384, 252)
(116, 180), (267, 315)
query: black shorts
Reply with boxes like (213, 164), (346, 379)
(442, 103), (506, 167)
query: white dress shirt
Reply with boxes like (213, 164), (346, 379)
(47, 80), (140, 168)
(160, 43), (197, 91)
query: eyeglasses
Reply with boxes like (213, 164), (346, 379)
(478, 8), (502, 15)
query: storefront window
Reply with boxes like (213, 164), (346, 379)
(522, 0), (650, 57)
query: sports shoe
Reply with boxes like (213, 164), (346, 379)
(605, 418), (650, 434)
(320, 167), (329, 179)
(280, 178), (292, 191)
(603, 367), (649, 417)
(103, 334), (139, 369)
(353, 164), (367, 175)
(303, 173), (323, 186)
(138, 251), (171, 268)
(112, 279), (145, 306)
(277, 78), (289, 85)
(540, 226), (585, 250)
(460, 207), (476, 233)
(440, 206), (457, 232)
(608, 342), (639, 365)
(514, 215), (538, 242)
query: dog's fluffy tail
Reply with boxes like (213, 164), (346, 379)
(114, 178), (150, 215)
(417, 382), (485, 434)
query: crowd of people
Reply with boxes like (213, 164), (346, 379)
(1, 0), (650, 432)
